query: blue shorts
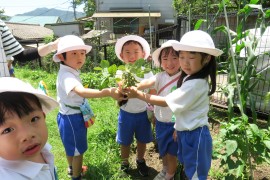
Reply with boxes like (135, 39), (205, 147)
(177, 126), (212, 180)
(155, 120), (178, 157)
(57, 113), (88, 156)
(116, 109), (153, 145)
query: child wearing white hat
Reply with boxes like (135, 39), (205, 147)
(114, 35), (154, 177)
(136, 40), (181, 180)
(0, 77), (59, 180)
(54, 35), (123, 180)
(125, 30), (223, 180)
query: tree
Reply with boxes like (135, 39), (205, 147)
(0, 8), (8, 20)
(72, 0), (96, 28)
(173, 0), (270, 16)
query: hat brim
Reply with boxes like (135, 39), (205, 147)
(53, 45), (92, 62)
(172, 43), (223, 57)
(0, 78), (58, 114)
(115, 35), (150, 61)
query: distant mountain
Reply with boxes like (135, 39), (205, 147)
(15, 8), (86, 22)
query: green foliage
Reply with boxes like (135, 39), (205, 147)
(208, 1), (270, 179)
(213, 117), (270, 179)
(115, 58), (151, 89)
(82, 60), (118, 90)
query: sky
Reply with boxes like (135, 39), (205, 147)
(1, 0), (84, 16)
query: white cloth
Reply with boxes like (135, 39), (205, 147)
(165, 79), (210, 131)
(154, 71), (181, 122)
(57, 64), (84, 114)
(0, 20), (23, 77)
(0, 143), (56, 180)
(116, 69), (154, 113)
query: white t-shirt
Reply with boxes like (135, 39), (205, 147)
(0, 143), (56, 180)
(57, 64), (84, 115)
(165, 79), (210, 131)
(116, 69), (154, 113)
(153, 71), (180, 122)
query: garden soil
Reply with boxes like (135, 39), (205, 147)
(128, 116), (270, 180)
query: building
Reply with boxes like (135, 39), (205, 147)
(91, 0), (177, 47)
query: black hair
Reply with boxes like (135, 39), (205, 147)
(122, 40), (144, 52)
(60, 52), (67, 65)
(158, 47), (179, 67)
(177, 52), (217, 96)
(0, 92), (42, 126)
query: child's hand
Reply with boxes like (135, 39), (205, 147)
(124, 86), (139, 98)
(110, 87), (127, 101)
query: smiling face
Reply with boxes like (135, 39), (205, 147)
(179, 51), (210, 75)
(160, 48), (180, 76)
(120, 41), (145, 64)
(0, 93), (48, 163)
(58, 49), (86, 70)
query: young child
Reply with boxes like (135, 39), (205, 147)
(124, 30), (223, 179)
(114, 35), (154, 176)
(0, 77), (59, 180)
(136, 40), (180, 180)
(54, 35), (123, 180)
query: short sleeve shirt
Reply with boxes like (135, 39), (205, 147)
(0, 20), (24, 77)
(56, 64), (84, 115)
(0, 143), (56, 180)
(165, 79), (210, 131)
(154, 71), (180, 122)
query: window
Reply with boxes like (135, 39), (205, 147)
(113, 18), (139, 34)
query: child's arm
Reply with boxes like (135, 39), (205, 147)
(73, 86), (124, 100)
(125, 86), (167, 107)
(136, 78), (155, 90)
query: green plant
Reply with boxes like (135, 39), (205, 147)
(210, 1), (270, 179)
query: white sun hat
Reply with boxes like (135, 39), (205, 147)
(172, 30), (223, 57)
(115, 35), (150, 61)
(152, 40), (180, 67)
(53, 35), (92, 62)
(0, 77), (58, 114)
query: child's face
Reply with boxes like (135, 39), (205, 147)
(59, 49), (86, 70)
(160, 49), (180, 76)
(120, 42), (145, 64)
(179, 51), (210, 75)
(0, 103), (48, 163)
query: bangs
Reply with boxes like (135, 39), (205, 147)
(0, 92), (42, 125)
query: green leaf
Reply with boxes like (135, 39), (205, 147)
(117, 65), (126, 71)
(100, 60), (110, 68)
(194, 19), (207, 30)
(263, 140), (270, 150)
(93, 67), (102, 71)
(249, 124), (260, 135)
(225, 140), (238, 156)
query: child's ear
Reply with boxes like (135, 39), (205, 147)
(57, 54), (65, 62)
(120, 52), (124, 59)
(142, 51), (145, 59)
(203, 55), (211, 66)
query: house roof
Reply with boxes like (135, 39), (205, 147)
(5, 22), (54, 41)
(9, 16), (61, 26)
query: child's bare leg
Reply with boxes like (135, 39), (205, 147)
(166, 154), (177, 178)
(72, 154), (83, 178)
(67, 155), (73, 167)
(121, 144), (130, 164)
(137, 141), (146, 160)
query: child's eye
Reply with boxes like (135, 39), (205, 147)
(1, 127), (14, 135)
(31, 116), (40, 123)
